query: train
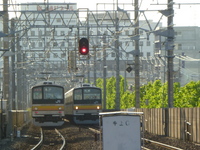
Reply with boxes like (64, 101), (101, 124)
(31, 81), (65, 126)
(64, 83), (102, 124)
(31, 82), (102, 126)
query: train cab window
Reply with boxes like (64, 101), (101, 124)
(74, 89), (82, 100)
(33, 87), (42, 99)
(83, 89), (101, 100)
(44, 87), (63, 99)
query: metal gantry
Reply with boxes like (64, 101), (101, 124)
(0, 1), (180, 138)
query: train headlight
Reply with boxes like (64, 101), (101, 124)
(97, 106), (100, 109)
(34, 107), (38, 110)
(75, 106), (79, 110)
(59, 107), (62, 110)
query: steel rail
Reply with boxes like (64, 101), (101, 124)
(31, 128), (43, 150)
(55, 128), (66, 150)
(142, 138), (184, 150)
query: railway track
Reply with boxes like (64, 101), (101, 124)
(4, 121), (197, 150)
(87, 126), (184, 150)
(142, 138), (184, 150)
(31, 127), (66, 150)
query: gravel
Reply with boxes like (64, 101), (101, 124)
(1, 122), (200, 150)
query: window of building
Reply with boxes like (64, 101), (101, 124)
(53, 53), (58, 58)
(139, 41), (143, 46)
(69, 42), (72, 46)
(178, 44), (182, 50)
(175, 31), (182, 36)
(31, 42), (35, 48)
(39, 42), (43, 47)
(46, 42), (50, 47)
(119, 52), (122, 58)
(53, 42), (58, 47)
(31, 31), (35, 36)
(38, 31), (43, 36)
(45, 53), (50, 58)
(57, 18), (61, 22)
(111, 52), (115, 57)
(147, 52), (151, 57)
(61, 42), (65, 47)
(82, 31), (86, 35)
(97, 52), (101, 58)
(61, 53), (66, 58)
(60, 31), (65, 36)
(31, 53), (35, 58)
(106, 52), (109, 57)
(125, 30), (129, 36)
(54, 31), (57, 36)
(126, 53), (129, 58)
(146, 41), (151, 46)
(46, 31), (51, 36)
(39, 53), (43, 58)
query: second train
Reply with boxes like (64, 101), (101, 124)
(65, 83), (102, 124)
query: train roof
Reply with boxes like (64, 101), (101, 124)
(32, 81), (63, 88)
(76, 83), (96, 87)
(65, 84), (101, 94)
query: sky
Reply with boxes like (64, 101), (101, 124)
(1, 0), (200, 27)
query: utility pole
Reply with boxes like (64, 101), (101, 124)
(93, 46), (97, 86)
(16, 34), (22, 110)
(2, 0), (10, 138)
(11, 19), (15, 110)
(3, 0), (9, 104)
(103, 34), (107, 110)
(134, 0), (140, 108)
(167, 0), (174, 108)
(87, 9), (90, 83)
(115, 0), (120, 111)
(115, 15), (120, 111)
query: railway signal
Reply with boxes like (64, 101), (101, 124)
(79, 38), (89, 55)
(126, 66), (133, 73)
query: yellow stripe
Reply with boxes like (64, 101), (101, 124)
(74, 105), (101, 110)
(32, 106), (64, 111)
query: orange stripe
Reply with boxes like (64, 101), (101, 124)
(73, 105), (101, 110)
(32, 106), (64, 111)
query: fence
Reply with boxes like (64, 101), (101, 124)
(135, 107), (200, 143)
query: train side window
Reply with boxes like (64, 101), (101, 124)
(33, 87), (42, 99)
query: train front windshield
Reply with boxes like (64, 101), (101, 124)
(43, 87), (63, 99)
(32, 86), (64, 104)
(74, 88), (101, 104)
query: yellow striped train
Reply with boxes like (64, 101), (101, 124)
(31, 82), (102, 126)
(31, 81), (65, 126)
(65, 83), (102, 124)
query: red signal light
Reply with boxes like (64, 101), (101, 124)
(80, 47), (88, 55)
(79, 38), (89, 55)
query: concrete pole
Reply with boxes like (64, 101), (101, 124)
(3, 0), (9, 106)
(115, 13), (120, 111)
(93, 46), (97, 86)
(167, 0), (174, 108)
(87, 9), (90, 83)
(103, 34), (107, 110)
(134, 0), (140, 108)
(11, 19), (16, 110)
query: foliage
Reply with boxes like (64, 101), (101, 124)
(96, 76), (200, 109)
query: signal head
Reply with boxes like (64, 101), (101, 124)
(79, 38), (89, 55)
